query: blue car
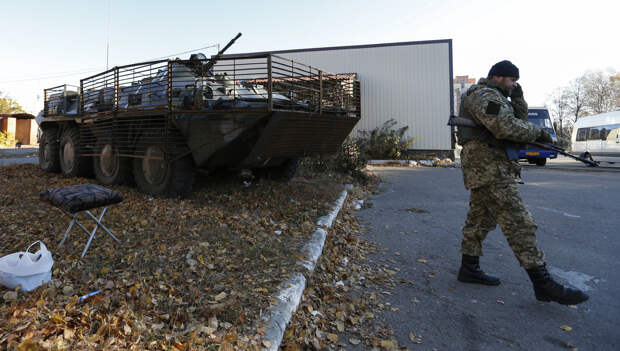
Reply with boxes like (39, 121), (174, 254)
(519, 108), (558, 166)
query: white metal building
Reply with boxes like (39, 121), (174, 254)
(235, 39), (454, 152)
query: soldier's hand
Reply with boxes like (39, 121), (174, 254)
(536, 129), (553, 143)
(510, 83), (524, 99)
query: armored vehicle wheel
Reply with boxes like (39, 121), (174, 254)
(59, 127), (91, 177)
(39, 127), (60, 173)
(535, 158), (547, 166)
(93, 143), (132, 185)
(265, 158), (299, 181)
(133, 141), (194, 197)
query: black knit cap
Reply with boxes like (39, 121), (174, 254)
(487, 60), (519, 79)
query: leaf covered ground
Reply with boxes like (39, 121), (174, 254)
(0, 164), (352, 350)
(279, 184), (412, 351)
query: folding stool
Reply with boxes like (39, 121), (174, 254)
(40, 184), (124, 258)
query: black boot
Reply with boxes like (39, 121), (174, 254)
(458, 254), (501, 286)
(526, 264), (589, 305)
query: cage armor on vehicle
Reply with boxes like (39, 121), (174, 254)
(38, 33), (361, 197)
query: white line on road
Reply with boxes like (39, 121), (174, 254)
(536, 206), (581, 218)
(548, 266), (595, 292)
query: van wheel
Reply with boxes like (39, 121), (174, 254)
(59, 127), (92, 177)
(133, 138), (194, 197)
(535, 158), (547, 166)
(39, 127), (60, 173)
(93, 142), (132, 185)
(527, 158), (536, 165)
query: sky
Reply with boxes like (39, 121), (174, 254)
(1, 0), (619, 114)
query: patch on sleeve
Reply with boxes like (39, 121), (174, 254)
(485, 101), (501, 115)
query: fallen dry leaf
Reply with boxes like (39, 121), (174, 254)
(349, 338), (361, 345)
(218, 341), (234, 351)
(0, 162), (375, 350)
(214, 292), (227, 302)
(409, 332), (423, 344)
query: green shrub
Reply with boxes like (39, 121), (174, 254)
(299, 137), (368, 177)
(356, 119), (414, 159)
(335, 136), (367, 172)
(300, 119), (414, 177)
(0, 131), (15, 147)
(299, 154), (332, 173)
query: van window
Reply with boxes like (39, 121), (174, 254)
(601, 127), (610, 140)
(576, 128), (588, 141)
(589, 128), (600, 140)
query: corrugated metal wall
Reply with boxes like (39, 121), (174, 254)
(266, 41), (453, 150)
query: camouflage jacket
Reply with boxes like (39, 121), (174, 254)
(460, 78), (542, 189)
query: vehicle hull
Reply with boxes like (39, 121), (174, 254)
(173, 110), (359, 169)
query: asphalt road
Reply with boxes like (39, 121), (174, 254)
(356, 165), (620, 351)
(0, 147), (39, 166)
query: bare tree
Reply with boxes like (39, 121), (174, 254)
(548, 88), (570, 128)
(582, 70), (620, 114)
(547, 87), (571, 146)
(564, 75), (588, 123)
(546, 69), (620, 149)
(613, 74), (620, 107)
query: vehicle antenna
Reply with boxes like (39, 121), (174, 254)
(105, 0), (111, 71)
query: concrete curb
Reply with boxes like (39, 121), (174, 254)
(367, 159), (461, 167)
(261, 185), (352, 350)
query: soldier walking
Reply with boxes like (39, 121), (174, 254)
(456, 60), (588, 305)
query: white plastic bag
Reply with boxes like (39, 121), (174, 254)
(0, 241), (54, 292)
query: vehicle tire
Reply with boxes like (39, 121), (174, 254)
(264, 158), (299, 181)
(527, 158), (536, 165)
(39, 127), (60, 173)
(59, 127), (92, 177)
(535, 158), (547, 166)
(133, 139), (194, 197)
(93, 142), (132, 185)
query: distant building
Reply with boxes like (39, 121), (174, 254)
(232, 39), (455, 156)
(453, 75), (476, 113)
(0, 114), (38, 146)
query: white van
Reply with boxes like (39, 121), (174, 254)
(571, 110), (620, 164)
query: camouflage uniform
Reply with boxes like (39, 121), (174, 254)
(459, 78), (545, 269)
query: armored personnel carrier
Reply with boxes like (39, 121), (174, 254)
(38, 34), (360, 196)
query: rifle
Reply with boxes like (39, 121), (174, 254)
(447, 115), (599, 167)
(528, 141), (598, 167)
(447, 115), (520, 160)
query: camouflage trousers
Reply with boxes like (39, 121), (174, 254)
(461, 182), (545, 269)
